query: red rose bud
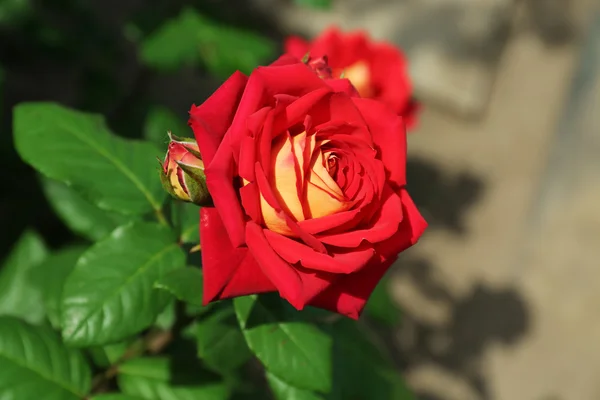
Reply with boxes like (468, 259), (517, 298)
(160, 133), (211, 206)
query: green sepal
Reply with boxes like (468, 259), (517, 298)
(167, 131), (197, 145)
(177, 162), (212, 206)
(158, 162), (179, 199)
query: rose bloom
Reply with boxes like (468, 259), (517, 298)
(189, 55), (426, 318)
(285, 27), (420, 128)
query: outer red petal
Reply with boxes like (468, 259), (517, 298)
(264, 229), (375, 274)
(283, 36), (311, 60)
(317, 185), (403, 247)
(246, 222), (336, 310)
(200, 208), (275, 305)
(352, 97), (407, 189)
(189, 71), (248, 165)
(308, 189), (427, 319)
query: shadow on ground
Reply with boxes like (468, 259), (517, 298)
(393, 258), (530, 400)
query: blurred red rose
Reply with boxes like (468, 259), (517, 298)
(285, 27), (420, 128)
(189, 55), (426, 319)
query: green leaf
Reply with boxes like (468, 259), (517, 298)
(234, 294), (332, 393)
(364, 277), (401, 327)
(0, 230), (48, 323)
(14, 102), (166, 215)
(41, 178), (132, 241)
(0, 316), (91, 399)
(154, 267), (203, 306)
(144, 106), (189, 151)
(0, 0), (32, 26)
(197, 18), (275, 78)
(328, 320), (415, 400)
(154, 300), (176, 330)
(117, 357), (229, 400)
(178, 203), (200, 244)
(196, 304), (252, 372)
(267, 371), (323, 400)
(92, 394), (146, 400)
(30, 245), (87, 329)
(294, 0), (332, 10)
(61, 222), (185, 346)
(140, 8), (274, 77)
(139, 8), (203, 71)
(88, 340), (133, 368)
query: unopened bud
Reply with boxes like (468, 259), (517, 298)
(160, 132), (212, 206)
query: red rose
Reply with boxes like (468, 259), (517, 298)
(285, 27), (420, 128)
(189, 55), (426, 319)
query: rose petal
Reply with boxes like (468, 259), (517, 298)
(369, 42), (412, 115)
(200, 208), (274, 305)
(326, 78), (360, 97)
(245, 222), (308, 309)
(272, 87), (332, 134)
(298, 207), (362, 235)
(267, 132), (305, 222)
(271, 53), (306, 66)
(318, 185), (403, 247)
(308, 189), (427, 318)
(304, 152), (352, 220)
(255, 163), (326, 253)
(342, 61), (373, 98)
(353, 98), (407, 189)
(284, 36), (311, 60)
(265, 230), (375, 274)
(255, 63), (328, 101)
(402, 98), (421, 129)
(205, 143), (246, 247)
(189, 71), (248, 165)
(378, 189), (428, 258)
(311, 92), (368, 130)
(240, 182), (262, 223)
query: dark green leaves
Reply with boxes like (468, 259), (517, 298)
(92, 395), (146, 400)
(267, 372), (323, 400)
(41, 178), (131, 241)
(328, 320), (415, 400)
(196, 305), (252, 372)
(139, 8), (204, 71)
(198, 22), (275, 78)
(177, 203), (200, 244)
(235, 295), (332, 393)
(117, 357), (230, 400)
(140, 8), (275, 77)
(294, 0), (332, 10)
(0, 230), (48, 323)
(14, 102), (166, 215)
(0, 317), (91, 399)
(31, 245), (87, 329)
(154, 267), (203, 306)
(61, 222), (185, 346)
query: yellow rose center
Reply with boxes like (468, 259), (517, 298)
(251, 131), (351, 236)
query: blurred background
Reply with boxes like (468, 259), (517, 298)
(1, 0), (600, 399)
